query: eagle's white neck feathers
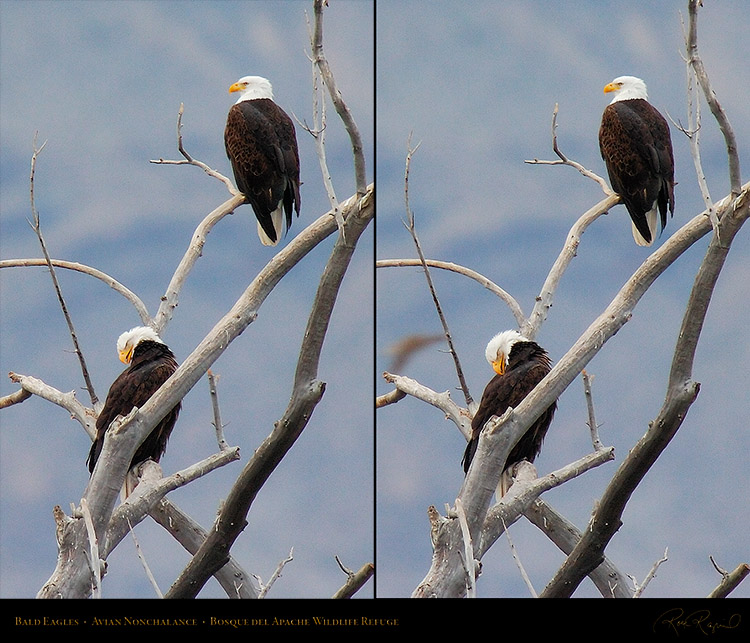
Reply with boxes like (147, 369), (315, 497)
(485, 330), (527, 365)
(117, 326), (163, 353)
(606, 75), (648, 103)
(231, 75), (274, 104)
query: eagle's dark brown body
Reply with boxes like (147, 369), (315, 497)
(225, 98), (300, 245)
(462, 339), (556, 493)
(599, 98), (675, 246)
(87, 339), (180, 474)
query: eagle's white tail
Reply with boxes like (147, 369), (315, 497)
(257, 206), (285, 246)
(631, 206), (659, 247)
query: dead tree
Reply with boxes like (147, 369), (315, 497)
(377, 0), (747, 599)
(2, 0), (373, 599)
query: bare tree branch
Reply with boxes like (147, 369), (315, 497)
(523, 194), (619, 339)
(478, 447), (616, 559)
(28, 135), (99, 407)
(581, 369), (604, 451)
(36, 186), (372, 599)
(164, 186), (373, 598)
(304, 12), (341, 230)
(383, 371), (472, 440)
(331, 560), (375, 599)
(525, 103), (613, 194)
(149, 496), (260, 599)
(149, 102), (237, 194)
(377, 258), (526, 328)
(153, 194), (244, 334)
(540, 184), (749, 598)
(375, 387), (407, 409)
(104, 451), (241, 556)
(707, 561), (750, 599)
(523, 499), (634, 598)
(413, 182), (748, 598)
(0, 387), (32, 409)
(8, 371), (95, 439)
(0, 258), (151, 323)
(687, 0), (742, 197)
(207, 370), (229, 451)
(401, 138), (474, 409)
(311, 0), (367, 197)
(676, 29), (718, 232)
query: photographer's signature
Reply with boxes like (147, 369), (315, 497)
(654, 608), (742, 636)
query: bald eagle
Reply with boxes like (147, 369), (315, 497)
(86, 327), (181, 483)
(461, 330), (557, 497)
(599, 76), (675, 246)
(225, 75), (301, 246)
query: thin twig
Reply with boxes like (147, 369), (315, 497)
(402, 137), (473, 408)
(127, 517), (163, 598)
(1, 258), (151, 324)
(632, 547), (669, 598)
(149, 103), (236, 193)
(28, 135), (99, 407)
(311, 0), (367, 196)
(525, 103), (613, 194)
(207, 370), (229, 450)
(304, 10), (343, 233)
(258, 548), (294, 599)
(377, 258), (526, 328)
(581, 370), (604, 450)
(501, 513), (537, 598)
(678, 11), (719, 234)
(687, 0), (742, 198)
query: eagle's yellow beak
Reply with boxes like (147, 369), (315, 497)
(119, 344), (134, 365)
(492, 354), (507, 376)
(603, 82), (619, 94)
(228, 82), (245, 94)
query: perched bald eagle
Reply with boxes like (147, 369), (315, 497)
(225, 75), (301, 246)
(462, 330), (557, 497)
(86, 327), (181, 483)
(599, 75), (675, 246)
